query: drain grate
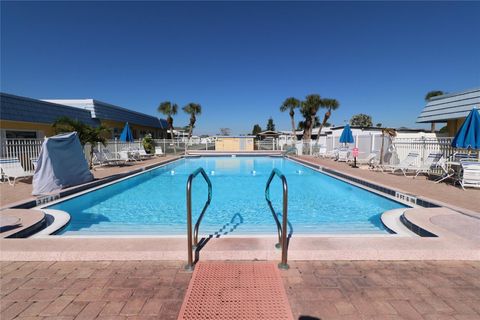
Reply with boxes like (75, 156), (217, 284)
(178, 262), (293, 320)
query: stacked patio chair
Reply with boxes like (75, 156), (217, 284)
(457, 161), (480, 189)
(382, 152), (419, 176)
(0, 157), (34, 186)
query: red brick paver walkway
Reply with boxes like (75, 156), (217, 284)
(1, 260), (479, 319)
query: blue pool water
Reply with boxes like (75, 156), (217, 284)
(48, 157), (406, 236)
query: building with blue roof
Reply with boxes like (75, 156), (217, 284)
(416, 88), (480, 136)
(0, 93), (98, 139)
(0, 92), (168, 140)
(44, 99), (167, 139)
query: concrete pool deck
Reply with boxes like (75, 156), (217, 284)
(1, 260), (480, 319)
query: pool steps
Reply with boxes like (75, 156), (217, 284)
(32, 209), (70, 237)
(380, 209), (417, 237)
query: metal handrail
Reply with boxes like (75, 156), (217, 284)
(265, 168), (289, 269)
(185, 167), (212, 271)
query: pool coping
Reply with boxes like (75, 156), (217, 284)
(1, 156), (182, 211)
(287, 155), (479, 218)
(35, 154), (411, 238)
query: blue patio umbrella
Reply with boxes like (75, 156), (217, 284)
(119, 122), (134, 142)
(451, 107), (480, 150)
(339, 124), (354, 144)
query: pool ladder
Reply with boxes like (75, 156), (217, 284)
(185, 167), (212, 271)
(265, 168), (289, 269)
(185, 167), (289, 270)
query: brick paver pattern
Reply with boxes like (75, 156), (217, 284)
(1, 260), (480, 319)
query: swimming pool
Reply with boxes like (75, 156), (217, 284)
(47, 156), (406, 236)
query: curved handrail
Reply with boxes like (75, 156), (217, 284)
(265, 168), (289, 269)
(186, 167), (212, 270)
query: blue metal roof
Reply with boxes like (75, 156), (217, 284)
(416, 88), (480, 123)
(0, 92), (99, 127)
(44, 99), (166, 129)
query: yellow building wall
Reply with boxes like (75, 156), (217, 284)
(100, 120), (163, 139)
(215, 137), (254, 151)
(447, 118), (465, 136)
(0, 120), (55, 137)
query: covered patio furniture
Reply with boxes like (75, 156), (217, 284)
(32, 132), (93, 195)
(0, 158), (33, 186)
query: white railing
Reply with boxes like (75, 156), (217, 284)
(392, 137), (455, 166)
(0, 139), (44, 172)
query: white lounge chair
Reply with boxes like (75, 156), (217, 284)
(355, 153), (378, 168)
(314, 146), (327, 158)
(414, 152), (445, 178)
(382, 152), (419, 176)
(324, 148), (339, 159)
(457, 161), (480, 189)
(337, 149), (350, 162)
(0, 158), (33, 186)
(138, 149), (154, 160)
(117, 151), (136, 163)
(93, 149), (119, 166)
(155, 147), (164, 157)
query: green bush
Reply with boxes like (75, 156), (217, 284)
(142, 133), (154, 154)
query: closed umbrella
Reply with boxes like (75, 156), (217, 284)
(339, 124), (354, 145)
(339, 124), (356, 167)
(120, 122), (134, 142)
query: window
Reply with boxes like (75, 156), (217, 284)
(5, 130), (37, 139)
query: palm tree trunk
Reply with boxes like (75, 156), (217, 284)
(316, 108), (331, 145)
(170, 126), (176, 154)
(89, 145), (94, 170)
(290, 115), (296, 145)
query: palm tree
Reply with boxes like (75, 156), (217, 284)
(301, 94), (323, 142)
(183, 102), (202, 147)
(316, 98), (339, 144)
(52, 116), (110, 169)
(158, 101), (178, 153)
(425, 90), (444, 101)
(280, 97), (301, 144)
(379, 127), (397, 165)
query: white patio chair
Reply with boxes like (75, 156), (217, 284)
(0, 158), (33, 186)
(117, 151), (136, 163)
(414, 152), (445, 178)
(457, 161), (480, 189)
(155, 146), (164, 157)
(312, 145), (327, 158)
(31, 157), (38, 170)
(138, 149), (154, 160)
(382, 152), (419, 176)
(337, 149), (350, 162)
(93, 149), (118, 166)
(355, 153), (378, 168)
(324, 148), (339, 160)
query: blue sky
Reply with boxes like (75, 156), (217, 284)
(1, 1), (479, 135)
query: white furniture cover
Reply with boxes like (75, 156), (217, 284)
(32, 132), (93, 195)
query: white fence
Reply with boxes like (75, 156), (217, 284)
(0, 135), (463, 172)
(392, 137), (455, 167)
(0, 139), (43, 172)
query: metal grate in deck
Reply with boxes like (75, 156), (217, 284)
(178, 262), (293, 320)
